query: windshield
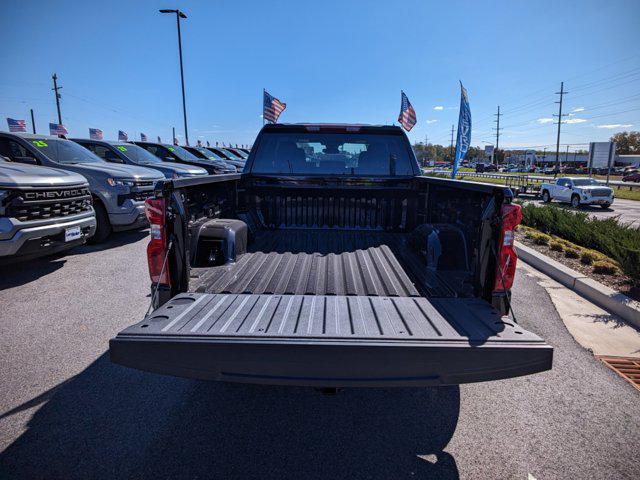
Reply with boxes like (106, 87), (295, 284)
(251, 132), (417, 176)
(221, 148), (243, 161)
(31, 138), (104, 164)
(166, 145), (201, 162)
(203, 148), (228, 161)
(573, 178), (600, 186)
(194, 147), (224, 161)
(113, 143), (162, 164)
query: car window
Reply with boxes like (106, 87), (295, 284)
(1, 139), (36, 161)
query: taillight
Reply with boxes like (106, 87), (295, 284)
(145, 197), (170, 286)
(494, 203), (522, 292)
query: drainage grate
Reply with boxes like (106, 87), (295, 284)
(597, 356), (640, 391)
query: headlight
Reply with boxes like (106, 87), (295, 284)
(106, 178), (135, 187)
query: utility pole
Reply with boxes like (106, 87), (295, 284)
(159, 9), (189, 146)
(51, 73), (62, 124)
(565, 145), (570, 165)
(172, 126), (176, 145)
(449, 124), (455, 161)
(553, 81), (568, 178)
(30, 109), (36, 134)
(494, 106), (501, 166)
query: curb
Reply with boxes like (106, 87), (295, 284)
(515, 241), (640, 330)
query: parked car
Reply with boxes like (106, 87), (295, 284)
(110, 123), (552, 388)
(0, 133), (164, 242)
(182, 146), (237, 173)
(134, 141), (233, 175)
(540, 177), (614, 208)
(542, 166), (559, 175)
(205, 147), (246, 171)
(0, 158), (96, 262)
(71, 139), (208, 179)
(225, 147), (249, 160)
(622, 172), (640, 182)
(475, 163), (497, 173)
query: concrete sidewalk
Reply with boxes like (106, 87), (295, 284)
(519, 262), (640, 359)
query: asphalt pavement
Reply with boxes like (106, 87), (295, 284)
(0, 231), (638, 479)
(524, 197), (640, 225)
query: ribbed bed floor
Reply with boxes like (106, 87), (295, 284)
(190, 230), (456, 297)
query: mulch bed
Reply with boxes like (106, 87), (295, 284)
(516, 230), (640, 302)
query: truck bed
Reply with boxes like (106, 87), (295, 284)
(110, 291), (552, 386)
(189, 230), (457, 298)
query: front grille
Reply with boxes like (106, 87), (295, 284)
(117, 190), (154, 206)
(5, 187), (92, 222)
(591, 189), (611, 197)
(134, 180), (154, 188)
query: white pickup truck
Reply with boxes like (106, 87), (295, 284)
(540, 177), (614, 209)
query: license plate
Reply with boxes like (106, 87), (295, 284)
(65, 226), (82, 242)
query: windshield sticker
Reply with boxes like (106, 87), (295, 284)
(32, 140), (48, 147)
(168, 147), (175, 152)
(116, 146), (127, 152)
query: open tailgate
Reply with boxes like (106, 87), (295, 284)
(110, 293), (552, 387)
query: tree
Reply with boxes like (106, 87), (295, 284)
(610, 131), (640, 155)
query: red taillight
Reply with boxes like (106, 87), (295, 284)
(494, 203), (522, 293)
(145, 197), (170, 286)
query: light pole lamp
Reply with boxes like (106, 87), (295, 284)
(160, 9), (189, 146)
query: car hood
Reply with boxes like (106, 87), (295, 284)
(72, 162), (164, 181)
(149, 161), (207, 175)
(576, 185), (612, 191)
(0, 162), (88, 188)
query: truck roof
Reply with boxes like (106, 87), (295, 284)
(1, 132), (65, 141)
(260, 123), (404, 134)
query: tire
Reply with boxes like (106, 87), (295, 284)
(542, 190), (551, 203)
(88, 200), (112, 244)
(571, 195), (581, 209)
(600, 203), (611, 209)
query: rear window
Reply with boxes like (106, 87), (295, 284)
(251, 132), (417, 176)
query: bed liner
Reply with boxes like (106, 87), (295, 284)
(190, 230), (458, 298)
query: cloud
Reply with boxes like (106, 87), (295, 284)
(433, 106), (444, 111)
(572, 107), (585, 112)
(563, 118), (587, 124)
(425, 119), (437, 124)
(596, 123), (633, 129)
(537, 118), (554, 124)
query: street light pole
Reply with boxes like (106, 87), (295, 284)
(160, 9), (189, 146)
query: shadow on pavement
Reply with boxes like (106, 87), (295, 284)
(0, 230), (148, 289)
(0, 354), (460, 479)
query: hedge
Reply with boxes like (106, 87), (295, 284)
(519, 203), (640, 283)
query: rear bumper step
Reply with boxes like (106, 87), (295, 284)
(110, 293), (553, 387)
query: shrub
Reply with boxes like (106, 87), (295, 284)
(580, 250), (599, 265)
(565, 248), (581, 259)
(592, 261), (620, 275)
(532, 233), (550, 245)
(520, 203), (640, 284)
(549, 240), (565, 252)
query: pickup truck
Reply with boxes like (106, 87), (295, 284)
(0, 133), (164, 242)
(110, 123), (553, 388)
(540, 177), (614, 208)
(0, 159), (96, 262)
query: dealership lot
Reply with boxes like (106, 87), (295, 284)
(525, 197), (640, 225)
(0, 231), (638, 479)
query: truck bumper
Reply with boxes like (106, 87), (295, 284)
(108, 202), (149, 232)
(582, 197), (614, 205)
(0, 211), (96, 261)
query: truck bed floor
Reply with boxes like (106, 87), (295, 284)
(190, 230), (457, 298)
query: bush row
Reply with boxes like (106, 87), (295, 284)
(518, 204), (640, 283)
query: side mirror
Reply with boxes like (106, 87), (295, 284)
(14, 156), (38, 165)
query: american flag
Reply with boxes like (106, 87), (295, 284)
(263, 90), (286, 123)
(49, 123), (68, 136)
(118, 130), (128, 141)
(140, 133), (148, 141)
(7, 118), (27, 132)
(89, 128), (103, 140)
(398, 91), (417, 132)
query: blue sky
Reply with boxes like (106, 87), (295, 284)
(1, 0), (639, 150)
